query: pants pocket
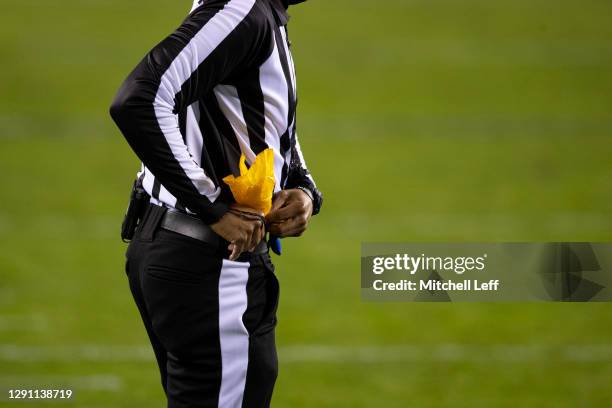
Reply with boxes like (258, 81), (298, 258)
(259, 256), (280, 334)
(146, 264), (204, 285)
(141, 261), (223, 357)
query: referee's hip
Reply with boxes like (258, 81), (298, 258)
(125, 204), (279, 407)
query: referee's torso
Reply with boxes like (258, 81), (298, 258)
(111, 0), (316, 224)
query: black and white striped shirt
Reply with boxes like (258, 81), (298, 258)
(110, 0), (320, 224)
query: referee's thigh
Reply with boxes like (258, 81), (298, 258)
(127, 228), (279, 408)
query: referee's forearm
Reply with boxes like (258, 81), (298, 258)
(109, 84), (229, 224)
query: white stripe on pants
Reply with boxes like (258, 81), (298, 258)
(218, 259), (250, 407)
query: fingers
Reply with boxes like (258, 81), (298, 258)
(247, 217), (266, 252)
(270, 190), (290, 213)
(244, 221), (258, 253)
(228, 242), (240, 261)
(229, 238), (250, 261)
(267, 201), (302, 224)
(232, 234), (251, 261)
(268, 214), (309, 237)
(255, 221), (265, 248)
(270, 220), (304, 237)
(267, 224), (283, 237)
(266, 191), (291, 223)
(228, 219), (265, 261)
(256, 222), (265, 249)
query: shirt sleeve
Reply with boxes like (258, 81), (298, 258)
(285, 132), (323, 215)
(109, 0), (266, 224)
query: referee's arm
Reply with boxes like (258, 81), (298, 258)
(109, 1), (266, 224)
(266, 131), (323, 237)
(285, 133), (322, 215)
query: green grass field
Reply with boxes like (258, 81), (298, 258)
(2, 0), (612, 406)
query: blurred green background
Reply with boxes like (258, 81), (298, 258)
(1, 0), (612, 406)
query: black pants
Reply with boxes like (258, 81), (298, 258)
(125, 207), (280, 407)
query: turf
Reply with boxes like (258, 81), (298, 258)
(1, 0), (612, 406)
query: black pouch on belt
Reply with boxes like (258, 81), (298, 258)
(121, 178), (149, 242)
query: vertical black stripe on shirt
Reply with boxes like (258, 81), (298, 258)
(279, 128), (290, 187)
(178, 108), (188, 142)
(235, 68), (268, 154)
(289, 118), (299, 167)
(173, 106), (190, 211)
(272, 25), (295, 187)
(280, 161), (289, 188)
(152, 178), (161, 200)
(272, 26), (295, 126)
(200, 96), (243, 202)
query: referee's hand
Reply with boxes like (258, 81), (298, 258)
(210, 204), (265, 260)
(266, 189), (313, 237)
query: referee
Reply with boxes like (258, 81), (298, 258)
(109, 0), (322, 407)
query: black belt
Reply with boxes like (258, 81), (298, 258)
(159, 207), (268, 254)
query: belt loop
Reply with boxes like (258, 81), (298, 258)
(139, 204), (167, 242)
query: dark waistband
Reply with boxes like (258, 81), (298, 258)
(144, 205), (268, 255)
